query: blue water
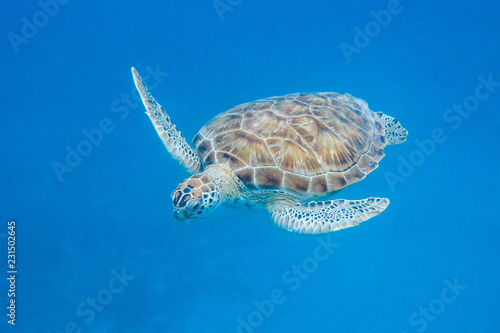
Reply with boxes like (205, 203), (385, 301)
(2, 1), (500, 332)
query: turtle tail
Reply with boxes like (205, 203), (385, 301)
(376, 112), (408, 145)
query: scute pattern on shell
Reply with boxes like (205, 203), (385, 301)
(193, 93), (386, 196)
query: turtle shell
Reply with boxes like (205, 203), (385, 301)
(193, 93), (386, 197)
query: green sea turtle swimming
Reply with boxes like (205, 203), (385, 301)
(131, 67), (407, 234)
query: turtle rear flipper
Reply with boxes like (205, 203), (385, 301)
(132, 67), (201, 174)
(377, 112), (408, 145)
(270, 198), (389, 234)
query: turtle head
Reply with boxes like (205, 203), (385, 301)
(171, 173), (221, 220)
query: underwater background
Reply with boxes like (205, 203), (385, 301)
(2, 1), (500, 332)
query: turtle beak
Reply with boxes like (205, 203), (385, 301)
(173, 210), (189, 220)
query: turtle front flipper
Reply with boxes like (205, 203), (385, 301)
(132, 67), (201, 174)
(270, 198), (389, 234)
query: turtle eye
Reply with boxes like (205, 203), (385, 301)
(178, 194), (191, 208)
(172, 191), (182, 206)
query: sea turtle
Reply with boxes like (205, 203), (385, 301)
(131, 67), (407, 234)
